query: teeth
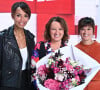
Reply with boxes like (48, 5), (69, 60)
(55, 35), (59, 37)
(20, 22), (24, 25)
(84, 34), (88, 36)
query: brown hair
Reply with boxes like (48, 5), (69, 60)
(11, 2), (31, 18)
(44, 16), (69, 42)
(78, 17), (95, 34)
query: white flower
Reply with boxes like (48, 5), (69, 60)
(55, 73), (64, 82)
(48, 58), (55, 65)
(69, 59), (78, 67)
(71, 78), (78, 86)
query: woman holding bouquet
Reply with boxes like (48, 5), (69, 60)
(31, 16), (69, 88)
(31, 16), (69, 67)
(76, 17), (100, 90)
(0, 2), (35, 90)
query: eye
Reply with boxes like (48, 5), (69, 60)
(51, 28), (56, 30)
(80, 28), (84, 31)
(16, 14), (21, 17)
(87, 28), (91, 30)
(24, 14), (29, 18)
(59, 28), (63, 30)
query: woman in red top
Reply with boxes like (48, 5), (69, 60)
(76, 17), (100, 90)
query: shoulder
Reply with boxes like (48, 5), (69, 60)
(75, 42), (81, 47)
(36, 41), (45, 45)
(94, 40), (100, 47)
(0, 25), (14, 37)
(24, 29), (35, 39)
(0, 29), (8, 46)
(0, 29), (8, 36)
(34, 41), (45, 50)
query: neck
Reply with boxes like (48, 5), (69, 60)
(14, 26), (24, 36)
(51, 41), (61, 50)
(81, 40), (94, 45)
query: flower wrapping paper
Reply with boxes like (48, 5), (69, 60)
(36, 46), (100, 90)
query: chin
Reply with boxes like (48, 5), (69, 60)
(82, 39), (90, 42)
(82, 38), (89, 41)
(15, 25), (24, 29)
(18, 26), (24, 29)
(54, 40), (61, 42)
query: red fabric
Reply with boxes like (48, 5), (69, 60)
(0, 0), (35, 13)
(0, 0), (74, 14)
(36, 0), (74, 14)
(76, 41), (100, 90)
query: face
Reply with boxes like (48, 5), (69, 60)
(50, 21), (64, 42)
(80, 26), (94, 42)
(12, 7), (29, 29)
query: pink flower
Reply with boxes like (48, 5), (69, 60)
(66, 58), (69, 63)
(61, 80), (69, 90)
(44, 79), (61, 90)
(74, 70), (78, 75)
(54, 67), (60, 73)
(75, 76), (80, 82)
(75, 66), (81, 70)
(37, 65), (47, 76)
(78, 70), (83, 74)
(55, 61), (58, 67)
(65, 63), (73, 71)
(51, 63), (55, 69)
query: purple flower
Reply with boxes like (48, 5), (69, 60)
(33, 50), (39, 57)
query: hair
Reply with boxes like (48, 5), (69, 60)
(11, 2), (31, 18)
(78, 17), (95, 34)
(44, 16), (69, 42)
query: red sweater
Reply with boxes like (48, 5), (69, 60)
(76, 41), (100, 90)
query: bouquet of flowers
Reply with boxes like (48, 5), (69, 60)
(36, 50), (91, 90)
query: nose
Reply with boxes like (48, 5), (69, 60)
(83, 29), (88, 33)
(20, 16), (25, 21)
(56, 29), (59, 33)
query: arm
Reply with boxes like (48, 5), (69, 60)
(0, 34), (3, 83)
(31, 42), (41, 83)
(31, 42), (41, 68)
(31, 41), (46, 68)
